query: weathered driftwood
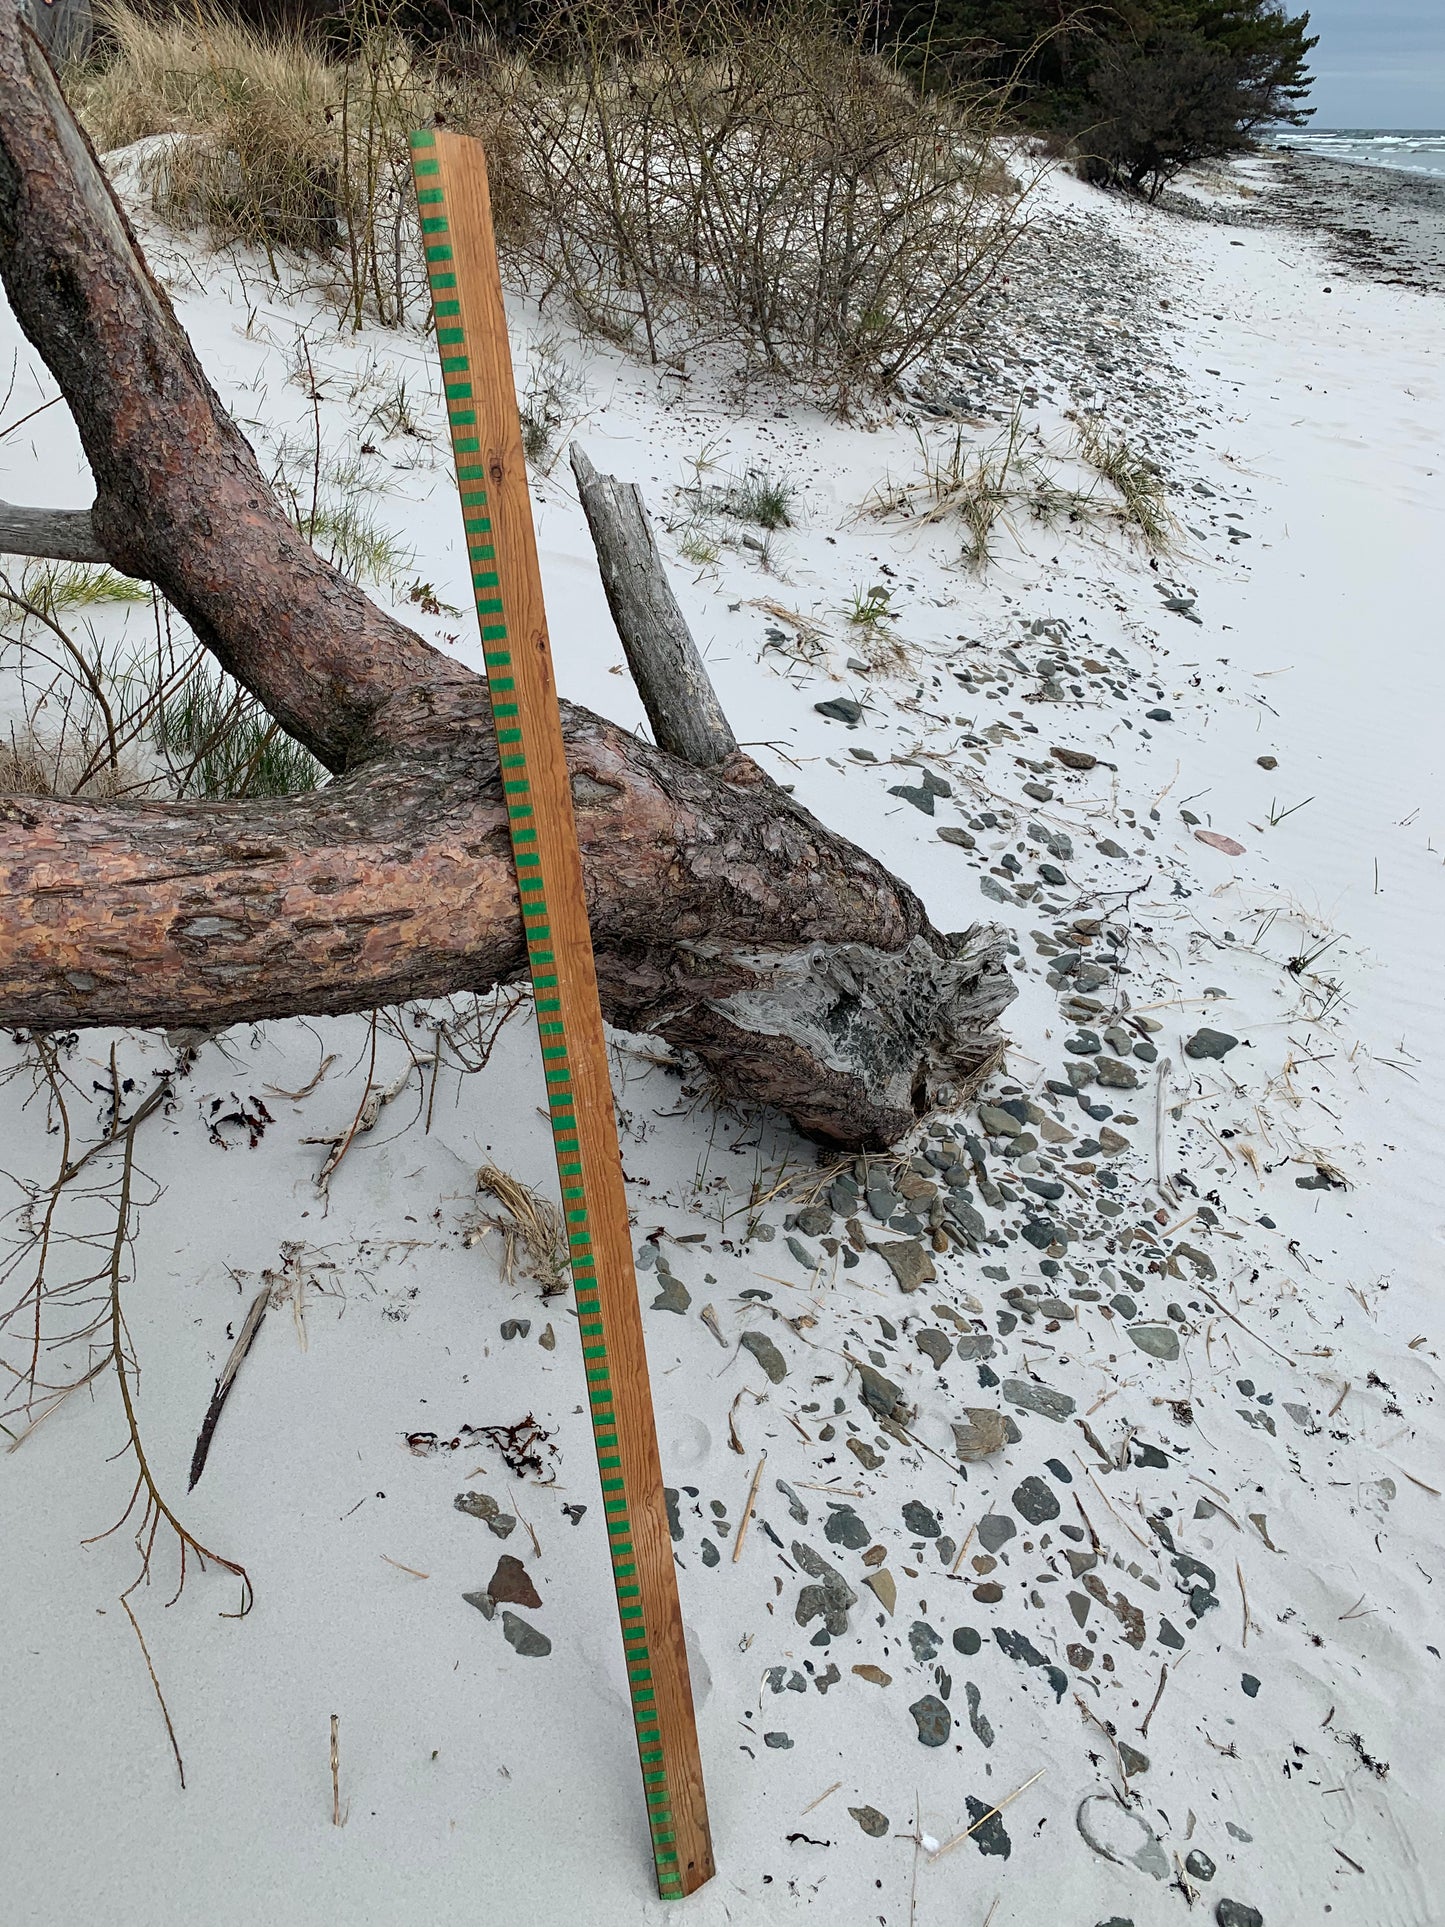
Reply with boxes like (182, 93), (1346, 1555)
(0, 7), (1015, 1148)
(569, 441), (737, 768)
(0, 498), (108, 564)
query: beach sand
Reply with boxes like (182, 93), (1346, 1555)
(1, 147), (1441, 1927)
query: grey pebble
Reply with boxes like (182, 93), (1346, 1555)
(739, 1329), (788, 1383)
(1127, 1323), (1181, 1362)
(502, 1611), (551, 1658)
(454, 1490), (499, 1523)
(903, 1499), (941, 1538)
(909, 1620), (942, 1662)
(964, 1679), (994, 1746)
(776, 1479), (809, 1524)
(977, 1513), (1017, 1552)
(909, 1694), (951, 1746)
(823, 1503), (870, 1550)
(1003, 1378), (1076, 1421)
(963, 1794), (1011, 1858)
(916, 1327), (954, 1368)
(955, 1410), (1009, 1464)
(1012, 1475), (1060, 1525)
(1186, 1027), (1240, 1060)
(651, 1272), (691, 1314)
(888, 783), (936, 814)
(1096, 1056), (1140, 1090)
(877, 1239), (936, 1291)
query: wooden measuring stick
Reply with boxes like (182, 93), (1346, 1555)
(409, 129), (714, 1900)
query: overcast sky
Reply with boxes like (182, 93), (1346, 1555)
(1305, 1), (1445, 127)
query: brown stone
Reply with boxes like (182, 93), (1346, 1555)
(486, 1554), (542, 1610)
(952, 1408), (1009, 1461)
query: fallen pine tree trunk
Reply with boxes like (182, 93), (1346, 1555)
(0, 10), (1014, 1148)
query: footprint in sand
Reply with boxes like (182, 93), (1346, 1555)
(667, 1414), (712, 1468)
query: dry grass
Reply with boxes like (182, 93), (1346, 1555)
(0, 726), (141, 800)
(0, 559), (320, 802)
(74, 1), (437, 326)
(77, 6), (343, 254)
(1073, 414), (1174, 548)
(871, 409), (1174, 569)
(470, 1165), (570, 1298)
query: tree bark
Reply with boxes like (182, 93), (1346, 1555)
(0, 10), (1016, 1149)
(569, 442), (737, 768)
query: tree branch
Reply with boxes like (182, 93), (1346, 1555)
(0, 10), (1017, 1148)
(0, 733), (1011, 1145)
(570, 442), (737, 769)
(0, 7), (476, 771)
(0, 499), (109, 564)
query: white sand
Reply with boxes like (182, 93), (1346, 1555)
(1, 157), (1441, 1927)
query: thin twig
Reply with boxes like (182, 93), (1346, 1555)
(87, 1089), (252, 1615)
(1153, 1056), (1174, 1200)
(1139, 1663), (1169, 1739)
(121, 1594), (185, 1790)
(1236, 1559), (1260, 1645)
(733, 1450), (768, 1563)
(930, 1770), (1046, 1861)
(380, 1554), (430, 1578)
(1195, 1284), (1295, 1366)
(909, 1790), (921, 1927)
(1085, 1467), (1155, 1553)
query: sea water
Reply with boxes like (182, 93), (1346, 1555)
(1274, 129), (1445, 178)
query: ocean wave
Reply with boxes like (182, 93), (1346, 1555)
(1274, 129), (1445, 179)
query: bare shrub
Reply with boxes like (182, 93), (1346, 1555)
(73, 1), (1032, 394)
(467, 0), (1033, 397)
(517, 332), (590, 469)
